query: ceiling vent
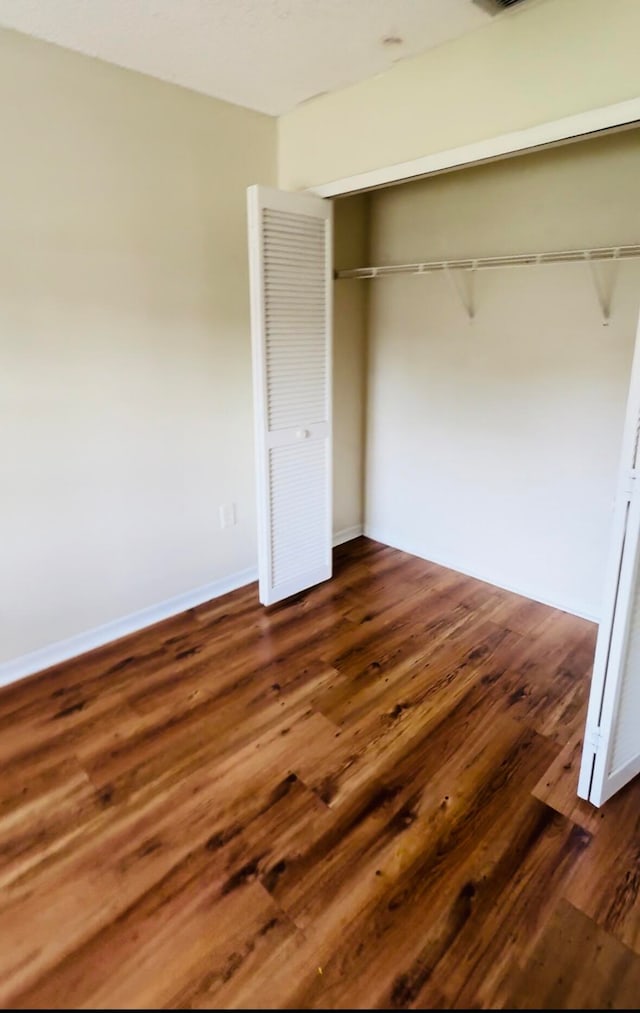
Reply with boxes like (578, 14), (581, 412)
(473, 0), (531, 13)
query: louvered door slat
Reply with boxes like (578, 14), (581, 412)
(247, 185), (333, 606)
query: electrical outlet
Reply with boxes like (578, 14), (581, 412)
(219, 503), (236, 529)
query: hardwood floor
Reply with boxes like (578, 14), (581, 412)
(1, 536), (640, 1009)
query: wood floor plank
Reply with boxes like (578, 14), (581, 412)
(459, 614), (596, 746)
(239, 728), (572, 1009)
(532, 728), (611, 834)
(0, 754), (101, 891)
(0, 708), (335, 999)
(564, 780), (640, 956)
(0, 537), (633, 1010)
(266, 713), (554, 933)
(314, 599), (510, 727)
(410, 812), (590, 1009)
(11, 778), (324, 1009)
(504, 898), (640, 1010)
(299, 625), (523, 809)
(76, 664), (339, 806)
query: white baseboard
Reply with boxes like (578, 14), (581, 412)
(0, 525), (365, 689)
(333, 523), (364, 547)
(364, 524), (600, 624)
(0, 566), (259, 690)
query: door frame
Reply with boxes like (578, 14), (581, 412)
(306, 97), (640, 807)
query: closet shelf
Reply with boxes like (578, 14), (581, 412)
(335, 243), (640, 324)
(334, 244), (640, 280)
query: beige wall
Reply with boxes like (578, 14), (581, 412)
(365, 130), (640, 618)
(278, 0), (640, 192)
(0, 28), (276, 665)
(333, 194), (369, 536)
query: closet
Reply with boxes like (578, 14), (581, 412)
(247, 128), (640, 807)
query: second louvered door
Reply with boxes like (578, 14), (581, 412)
(247, 185), (333, 605)
(578, 304), (640, 806)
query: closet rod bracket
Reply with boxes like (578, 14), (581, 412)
(445, 261), (477, 321)
(586, 249), (620, 326)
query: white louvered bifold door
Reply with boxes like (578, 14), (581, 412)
(579, 305), (640, 806)
(247, 185), (333, 606)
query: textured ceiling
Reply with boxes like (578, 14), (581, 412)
(0, 0), (491, 116)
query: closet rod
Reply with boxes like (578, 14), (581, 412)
(335, 243), (640, 280)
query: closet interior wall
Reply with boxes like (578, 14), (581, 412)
(349, 129), (640, 620)
(332, 194), (369, 538)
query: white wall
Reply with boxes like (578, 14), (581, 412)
(364, 130), (640, 619)
(278, 0), (640, 191)
(0, 28), (276, 668)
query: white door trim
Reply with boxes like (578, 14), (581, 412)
(307, 97), (640, 198)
